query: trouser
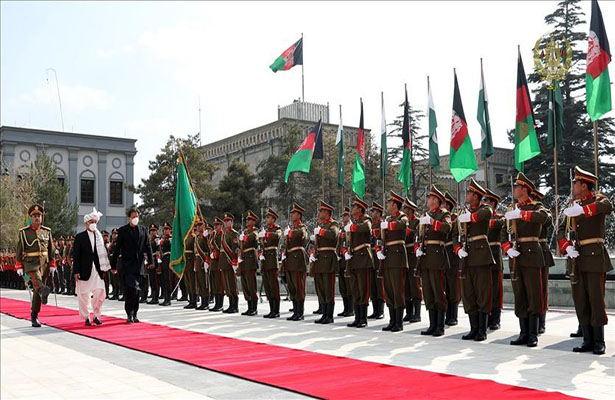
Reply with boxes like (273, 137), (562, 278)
(64, 265), (73, 293)
(512, 265), (544, 318)
(124, 285), (140, 316)
(461, 265), (492, 315)
(183, 265), (196, 296)
(77, 288), (105, 320)
(405, 252), (422, 300)
(196, 268), (210, 300)
(211, 269), (224, 295)
(338, 265), (352, 298)
(26, 268), (49, 315)
(138, 274), (148, 301)
(262, 269), (280, 301)
(444, 263), (461, 305)
(148, 267), (159, 299)
(370, 268), (385, 302)
(222, 268), (238, 297)
(286, 270), (306, 301)
(315, 272), (336, 304)
(572, 271), (608, 327)
(53, 265), (63, 291)
(350, 269), (371, 306)
(240, 269), (258, 301)
(159, 263), (172, 301)
(541, 266), (549, 312)
(490, 268), (503, 311)
(383, 268), (406, 308)
(421, 268), (447, 312)
(103, 271), (110, 297)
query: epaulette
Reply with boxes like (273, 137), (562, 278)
(41, 225), (52, 231)
(596, 193), (607, 200)
(19, 226), (30, 231)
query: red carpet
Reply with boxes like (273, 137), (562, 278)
(1, 297), (580, 400)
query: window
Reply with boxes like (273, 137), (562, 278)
(57, 177), (65, 186)
(496, 173), (504, 185)
(110, 181), (123, 205)
(80, 178), (94, 203)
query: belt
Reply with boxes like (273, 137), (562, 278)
(24, 251), (48, 257)
(579, 238), (605, 246)
(264, 246), (278, 251)
(162, 252), (171, 256)
(242, 247), (256, 253)
(468, 234), (488, 243)
(405, 243), (416, 248)
(385, 240), (405, 247)
(539, 239), (547, 243)
(184, 250), (194, 253)
(317, 247), (337, 252)
(488, 242), (501, 247)
(352, 243), (371, 252)
(445, 241), (453, 247)
(425, 240), (445, 246)
(517, 237), (539, 243)
(287, 246), (304, 253)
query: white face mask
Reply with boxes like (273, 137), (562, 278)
(88, 223), (97, 232)
(131, 217), (139, 226)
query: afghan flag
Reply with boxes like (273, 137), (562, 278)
(170, 154), (198, 277)
(336, 108), (345, 187)
(270, 38), (303, 73)
(515, 49), (541, 172)
(547, 80), (565, 150)
(380, 92), (387, 179)
(284, 119), (322, 182)
(477, 61), (494, 161)
(351, 100), (366, 199)
(586, 0), (612, 121)
(428, 77), (440, 170)
(449, 70), (477, 182)
(397, 86), (412, 194)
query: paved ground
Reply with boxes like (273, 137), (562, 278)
(1, 288), (613, 399)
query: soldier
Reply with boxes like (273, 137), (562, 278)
(15, 204), (55, 327)
(503, 172), (548, 347)
(402, 197), (422, 323)
(64, 236), (76, 296)
(417, 186), (451, 337)
(283, 203), (309, 321)
(108, 229), (122, 300)
(259, 209), (282, 318)
(343, 197), (374, 328)
(453, 179), (495, 341)
(336, 207), (354, 317)
(208, 217), (225, 311)
(194, 220), (211, 310)
(158, 222), (173, 306)
(368, 202), (386, 320)
(220, 213), (240, 314)
(482, 189), (506, 330)
(55, 236), (66, 294)
(239, 211), (260, 316)
(145, 224), (160, 304)
(311, 201), (340, 324)
(183, 225), (198, 309)
(443, 192), (461, 326)
(558, 166), (612, 355)
(101, 230), (111, 298)
(377, 191), (409, 332)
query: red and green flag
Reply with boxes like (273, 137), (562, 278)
(284, 119), (322, 182)
(449, 70), (477, 182)
(514, 49), (541, 172)
(586, 0), (612, 121)
(170, 155), (198, 277)
(351, 100), (366, 199)
(397, 86), (412, 195)
(270, 38), (303, 73)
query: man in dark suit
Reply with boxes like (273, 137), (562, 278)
(110, 207), (154, 323)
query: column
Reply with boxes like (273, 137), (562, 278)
(97, 150), (108, 229)
(68, 147), (79, 205)
(125, 152), (135, 207)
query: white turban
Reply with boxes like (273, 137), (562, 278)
(83, 207), (111, 272)
(84, 207), (103, 223)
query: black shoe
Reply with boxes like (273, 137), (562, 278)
(474, 312), (488, 341)
(489, 308), (501, 330)
(570, 325), (583, 338)
(264, 300), (273, 318)
(421, 310), (437, 335)
(538, 313), (546, 335)
(432, 310), (445, 336)
(403, 300), (413, 322)
(147, 298), (158, 305)
(93, 317), (102, 326)
(184, 302), (197, 309)
(314, 304), (326, 323)
(31, 314), (41, 328)
(573, 325), (594, 353)
(321, 303), (334, 324)
(382, 307), (395, 331)
(356, 305), (368, 328)
(347, 305), (360, 327)
(510, 318), (529, 345)
(527, 315), (538, 347)
(287, 301), (298, 320)
(391, 308), (404, 332)
(447, 303), (458, 326)
(132, 313), (140, 323)
(197, 302), (209, 310)
(241, 299), (251, 315)
(294, 301), (304, 321)
(126, 314), (134, 323)
(85, 318), (91, 326)
(271, 299), (280, 318)
(343, 298), (355, 317)
(160, 300), (171, 306)
(462, 313), (479, 340)
(338, 297), (348, 317)
(247, 300), (258, 316)
(592, 326), (606, 355)
(409, 299), (422, 323)
(313, 303), (323, 315)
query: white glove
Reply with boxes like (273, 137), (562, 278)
(238, 256), (243, 264)
(204, 230), (210, 237)
(204, 263), (209, 273)
(458, 248), (468, 259)
(344, 223), (352, 233)
(505, 206), (522, 220)
(564, 203), (584, 217)
(284, 227), (290, 236)
(416, 248), (424, 257)
(376, 250), (386, 260)
(157, 258), (162, 264)
(337, 255), (342, 261)
(310, 234), (315, 242)
(155, 238), (160, 246)
(380, 221), (388, 230)
(566, 246), (579, 259)
(55, 249), (60, 255)
(258, 229), (266, 238)
(507, 248), (521, 258)
(210, 252), (215, 259)
(50, 266), (57, 274)
(194, 266), (198, 272)
(17, 269), (24, 277)
(232, 265), (238, 273)
(259, 254), (265, 261)
(309, 253), (317, 263)
(458, 211), (471, 223)
(419, 215), (432, 225)
(344, 252), (352, 261)
(314, 226), (321, 236)
(281, 252), (287, 261)
(239, 233), (245, 241)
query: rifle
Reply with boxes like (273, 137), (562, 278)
(507, 175), (518, 281)
(457, 184), (469, 280)
(567, 168), (578, 285)
(414, 211), (427, 278)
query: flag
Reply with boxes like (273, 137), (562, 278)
(380, 93), (387, 179)
(351, 101), (366, 199)
(170, 154), (198, 277)
(477, 62), (494, 161)
(397, 86), (412, 194)
(270, 38), (303, 73)
(284, 119), (322, 182)
(586, 0), (612, 121)
(449, 70), (477, 182)
(427, 78), (440, 170)
(336, 109), (345, 187)
(547, 80), (564, 150)
(515, 49), (541, 171)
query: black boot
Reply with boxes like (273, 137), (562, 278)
(147, 294), (159, 304)
(391, 308), (404, 332)
(462, 313), (479, 340)
(287, 301), (298, 320)
(343, 297), (355, 317)
(347, 305), (360, 327)
(432, 310), (445, 336)
(410, 299), (422, 323)
(421, 310), (437, 335)
(592, 326), (606, 355)
(374, 299), (385, 319)
(323, 302), (334, 324)
(357, 304), (368, 328)
(222, 295), (233, 313)
(527, 315), (539, 347)
(295, 300), (304, 321)
(573, 325), (594, 353)
(382, 306), (395, 331)
(31, 313), (41, 328)
(338, 297), (348, 317)
(231, 296), (239, 313)
(510, 318), (529, 345)
(474, 312), (488, 341)
(264, 300), (273, 318)
(403, 300), (413, 322)
(489, 307), (501, 330)
(447, 303), (458, 326)
(271, 299), (280, 318)
(241, 299), (251, 315)
(197, 297), (209, 310)
(538, 313), (546, 335)
(570, 324), (583, 337)
(248, 300), (258, 316)
(367, 300), (379, 319)
(314, 304), (326, 323)
(184, 293), (196, 309)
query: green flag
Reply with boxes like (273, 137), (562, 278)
(477, 61), (494, 161)
(586, 0), (612, 121)
(336, 108), (345, 187)
(427, 78), (440, 170)
(547, 80), (564, 150)
(515, 49), (541, 172)
(351, 100), (366, 199)
(380, 93), (387, 179)
(450, 70), (477, 182)
(397, 86), (412, 194)
(170, 154), (198, 277)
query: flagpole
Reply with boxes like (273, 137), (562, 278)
(429, 165), (433, 187)
(480, 57), (490, 190)
(381, 91), (386, 207)
(551, 83), (560, 255)
(593, 121), (599, 189)
(301, 32), (305, 103)
(484, 159), (489, 188)
(340, 104), (344, 211)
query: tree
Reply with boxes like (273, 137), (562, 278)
(0, 166), (35, 248)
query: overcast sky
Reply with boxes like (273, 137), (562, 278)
(2, 1), (613, 194)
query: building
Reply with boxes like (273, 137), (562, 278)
(1, 126), (137, 232)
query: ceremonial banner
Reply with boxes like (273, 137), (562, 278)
(351, 101), (366, 199)
(170, 155), (198, 277)
(515, 50), (541, 171)
(270, 38), (303, 73)
(284, 119), (323, 182)
(449, 71), (477, 182)
(586, 0), (612, 121)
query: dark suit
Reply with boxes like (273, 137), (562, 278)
(111, 223), (154, 318)
(73, 231), (103, 281)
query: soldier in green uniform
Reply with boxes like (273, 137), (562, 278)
(336, 207), (354, 317)
(503, 172), (548, 347)
(63, 236), (75, 296)
(194, 220), (210, 310)
(101, 230), (111, 298)
(483, 189), (506, 330)
(311, 201), (340, 324)
(558, 166), (612, 355)
(417, 186), (451, 337)
(259, 209), (282, 318)
(147, 224), (161, 305)
(453, 179), (495, 341)
(368, 202), (386, 320)
(220, 213), (240, 314)
(530, 189), (555, 334)
(283, 203), (309, 321)
(443, 192), (460, 326)
(402, 197), (422, 323)
(378, 191), (409, 332)
(343, 197), (374, 328)
(183, 225), (198, 309)
(108, 229), (121, 300)
(15, 204), (55, 327)
(159, 222), (172, 306)
(55, 236), (66, 294)
(208, 217), (225, 312)
(239, 211), (260, 316)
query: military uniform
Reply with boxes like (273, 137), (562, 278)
(368, 202), (386, 320)
(558, 166), (612, 355)
(208, 218), (225, 311)
(220, 213), (240, 313)
(195, 222), (211, 310)
(336, 207), (354, 317)
(284, 203), (309, 321)
(483, 189), (506, 330)
(444, 192), (461, 326)
(239, 211), (260, 316)
(147, 225), (161, 304)
(312, 201), (340, 324)
(158, 223), (173, 306)
(108, 232), (121, 300)
(63, 238), (75, 295)
(260, 209), (282, 318)
(532, 190), (555, 334)
(15, 205), (55, 327)
(183, 230), (198, 309)
(402, 198), (422, 323)
(54, 238), (66, 294)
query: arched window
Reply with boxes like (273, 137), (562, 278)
(56, 168), (66, 186)
(109, 172), (124, 206)
(80, 170), (95, 204)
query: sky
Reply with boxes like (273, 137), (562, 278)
(2, 1), (613, 196)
